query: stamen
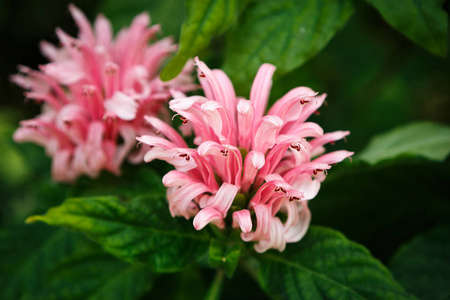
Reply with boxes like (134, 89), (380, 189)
(299, 99), (310, 105)
(180, 116), (188, 124)
(290, 141), (306, 152)
(199, 72), (206, 78)
(299, 93), (319, 105)
(289, 196), (300, 202)
(220, 147), (228, 158)
(313, 169), (328, 175)
(274, 186), (287, 193)
(63, 120), (72, 127)
(179, 153), (191, 161)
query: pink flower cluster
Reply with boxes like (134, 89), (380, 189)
(12, 5), (195, 182)
(138, 57), (353, 252)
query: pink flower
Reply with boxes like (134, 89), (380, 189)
(12, 5), (196, 182)
(138, 57), (353, 252)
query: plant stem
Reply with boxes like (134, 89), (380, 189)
(204, 269), (225, 300)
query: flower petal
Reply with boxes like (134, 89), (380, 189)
(250, 64), (276, 124)
(193, 207), (225, 230)
(104, 91), (138, 121)
(232, 209), (252, 233)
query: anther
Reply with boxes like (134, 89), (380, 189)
(220, 148), (228, 158)
(313, 169), (328, 175)
(299, 99), (310, 105)
(290, 141), (305, 152)
(274, 186), (286, 193)
(179, 153), (191, 161)
(199, 72), (206, 78)
(180, 116), (188, 124)
(289, 196), (300, 202)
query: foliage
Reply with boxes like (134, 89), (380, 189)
(390, 226), (450, 300)
(1, 0), (449, 299)
(256, 227), (415, 299)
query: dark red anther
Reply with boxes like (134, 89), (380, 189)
(199, 72), (206, 78)
(63, 120), (72, 128)
(313, 110), (321, 116)
(220, 148), (228, 158)
(274, 186), (287, 193)
(329, 141), (335, 145)
(313, 169), (328, 175)
(299, 99), (310, 105)
(179, 153), (191, 161)
(291, 143), (300, 151)
(289, 196), (300, 202)
(180, 116), (188, 124)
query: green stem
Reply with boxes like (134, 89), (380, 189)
(204, 269), (225, 300)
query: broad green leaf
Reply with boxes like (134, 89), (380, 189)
(0, 224), (153, 300)
(358, 121), (450, 165)
(160, 0), (239, 81)
(223, 0), (357, 94)
(257, 226), (416, 300)
(366, 0), (448, 57)
(0, 225), (86, 299)
(208, 239), (241, 278)
(310, 159), (450, 261)
(100, 0), (186, 37)
(390, 226), (450, 300)
(27, 195), (210, 272)
(36, 248), (153, 300)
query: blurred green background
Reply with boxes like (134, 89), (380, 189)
(0, 0), (449, 299)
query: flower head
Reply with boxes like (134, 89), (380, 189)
(138, 57), (353, 252)
(12, 5), (196, 182)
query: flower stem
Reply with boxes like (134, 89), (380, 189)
(204, 269), (225, 300)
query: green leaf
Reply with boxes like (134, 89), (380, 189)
(366, 0), (448, 57)
(310, 159), (450, 261)
(38, 248), (153, 300)
(358, 121), (450, 165)
(0, 225), (87, 299)
(208, 239), (241, 278)
(27, 195), (209, 272)
(390, 226), (450, 300)
(0, 224), (153, 300)
(100, 0), (186, 38)
(257, 226), (416, 300)
(223, 0), (357, 94)
(160, 0), (239, 81)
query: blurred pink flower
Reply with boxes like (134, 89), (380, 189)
(138, 57), (353, 252)
(12, 5), (196, 182)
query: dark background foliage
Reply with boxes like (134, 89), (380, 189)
(0, 0), (449, 299)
